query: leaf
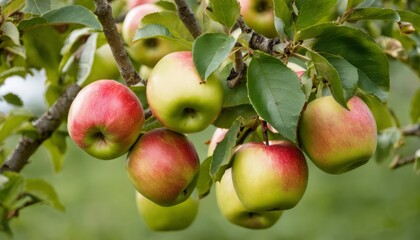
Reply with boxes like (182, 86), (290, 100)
(0, 109), (33, 143)
(295, 0), (337, 31)
(42, 131), (67, 172)
(347, 8), (400, 22)
(208, 0), (240, 30)
(141, 11), (194, 41)
(196, 157), (213, 199)
(247, 52), (305, 142)
(25, 179), (65, 211)
(0, 67), (27, 84)
(410, 89), (420, 123)
(273, 0), (294, 38)
(1, 22), (20, 46)
(0, 172), (24, 209)
(306, 49), (346, 107)
(398, 10), (420, 33)
(23, 0), (52, 15)
(133, 24), (192, 49)
(353, 0), (376, 8)
(297, 23), (390, 102)
(2, 93), (23, 107)
(374, 127), (402, 163)
(1, 0), (25, 18)
(76, 33), (98, 86)
(193, 33), (236, 80)
(210, 119), (241, 181)
(42, 5), (102, 30)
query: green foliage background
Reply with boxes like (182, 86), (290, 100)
(0, 60), (418, 240)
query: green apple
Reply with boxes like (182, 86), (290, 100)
(135, 191), (199, 231)
(216, 168), (282, 229)
(147, 51), (224, 134)
(126, 128), (200, 206)
(121, 3), (188, 67)
(232, 141), (308, 212)
(238, 0), (277, 38)
(67, 80), (145, 160)
(299, 96), (377, 174)
(84, 44), (120, 86)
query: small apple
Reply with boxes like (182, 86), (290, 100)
(84, 44), (120, 86)
(135, 191), (199, 231)
(147, 51), (224, 134)
(238, 0), (277, 38)
(216, 168), (282, 229)
(67, 80), (145, 160)
(126, 128), (200, 206)
(121, 3), (188, 67)
(299, 96), (377, 174)
(232, 141), (308, 212)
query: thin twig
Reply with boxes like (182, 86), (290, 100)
(174, 0), (202, 38)
(227, 49), (247, 88)
(401, 124), (420, 137)
(389, 155), (416, 170)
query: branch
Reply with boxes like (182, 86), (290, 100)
(0, 84), (81, 173)
(174, 0), (202, 38)
(236, 16), (280, 55)
(389, 155), (416, 170)
(402, 124), (420, 137)
(94, 0), (141, 87)
(227, 49), (247, 88)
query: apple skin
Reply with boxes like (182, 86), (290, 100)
(122, 4), (188, 67)
(126, 0), (157, 9)
(126, 128), (200, 206)
(67, 80), (144, 160)
(238, 0), (277, 38)
(216, 168), (282, 229)
(147, 51), (224, 134)
(135, 191), (199, 231)
(299, 96), (377, 174)
(84, 44), (120, 86)
(232, 141), (308, 212)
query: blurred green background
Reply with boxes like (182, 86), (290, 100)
(0, 60), (419, 240)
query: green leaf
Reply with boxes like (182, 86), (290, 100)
(410, 89), (420, 123)
(247, 52), (305, 142)
(353, 0), (376, 8)
(25, 179), (65, 211)
(196, 157), (213, 199)
(307, 49), (346, 107)
(2, 93), (23, 107)
(76, 33), (98, 86)
(208, 0), (240, 30)
(374, 127), (402, 163)
(210, 119), (241, 181)
(347, 8), (400, 22)
(213, 104), (257, 129)
(297, 23), (390, 102)
(133, 24), (192, 49)
(0, 67), (27, 84)
(42, 131), (67, 172)
(193, 33), (236, 80)
(42, 5), (102, 30)
(141, 11), (194, 41)
(0, 109), (33, 143)
(273, 0), (294, 38)
(23, 0), (52, 15)
(0, 172), (24, 209)
(295, 0), (337, 31)
(1, 22), (21, 46)
(398, 10), (420, 33)
(1, 0), (25, 18)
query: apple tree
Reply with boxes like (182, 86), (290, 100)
(0, 0), (419, 235)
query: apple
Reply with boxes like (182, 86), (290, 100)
(84, 44), (120, 86)
(232, 141), (308, 212)
(126, 128), (200, 206)
(299, 96), (377, 174)
(216, 168), (282, 229)
(238, 0), (277, 38)
(67, 80), (145, 160)
(135, 191), (199, 231)
(147, 51), (224, 134)
(126, 0), (157, 9)
(121, 3), (188, 67)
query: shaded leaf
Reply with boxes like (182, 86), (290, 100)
(1, 22), (20, 46)
(410, 89), (420, 123)
(1, 0), (25, 18)
(2, 93), (23, 107)
(76, 33), (98, 85)
(43, 131), (67, 172)
(141, 11), (194, 41)
(347, 8), (400, 22)
(415, 149), (420, 175)
(247, 52), (305, 142)
(25, 179), (65, 211)
(273, 0), (294, 38)
(208, 0), (240, 30)
(0, 172), (24, 209)
(23, 0), (52, 15)
(196, 157), (213, 199)
(374, 127), (402, 163)
(42, 5), (102, 30)
(0, 109), (33, 143)
(295, 0), (336, 30)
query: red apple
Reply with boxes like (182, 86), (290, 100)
(67, 80), (144, 160)
(232, 141), (308, 211)
(126, 128), (200, 206)
(238, 0), (277, 38)
(299, 96), (377, 174)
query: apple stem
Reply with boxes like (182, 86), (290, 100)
(261, 121), (269, 145)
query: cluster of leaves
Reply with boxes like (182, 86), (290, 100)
(0, 0), (418, 234)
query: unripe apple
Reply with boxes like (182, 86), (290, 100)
(216, 168), (282, 229)
(122, 4), (188, 67)
(147, 51), (224, 134)
(238, 0), (277, 38)
(84, 44), (120, 86)
(299, 96), (377, 174)
(135, 191), (199, 231)
(67, 80), (145, 160)
(126, 128), (200, 206)
(232, 141), (308, 212)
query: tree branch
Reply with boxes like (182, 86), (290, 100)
(389, 154), (416, 170)
(402, 124), (420, 137)
(94, 0), (141, 87)
(174, 0), (202, 38)
(227, 49), (247, 88)
(0, 84), (81, 173)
